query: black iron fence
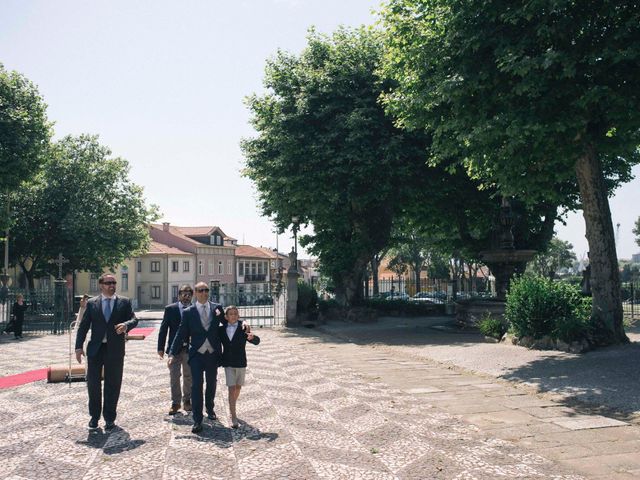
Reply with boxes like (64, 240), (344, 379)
(0, 288), (73, 335)
(213, 282), (286, 327)
(365, 277), (492, 304)
(621, 281), (639, 323)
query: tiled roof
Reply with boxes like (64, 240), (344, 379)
(235, 245), (281, 259)
(147, 241), (192, 255)
(175, 226), (218, 236)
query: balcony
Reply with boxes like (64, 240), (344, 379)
(242, 274), (267, 282)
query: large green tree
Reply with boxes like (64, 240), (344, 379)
(242, 27), (429, 306)
(0, 63), (52, 232)
(527, 236), (577, 279)
(9, 134), (158, 289)
(382, 0), (640, 344)
(634, 216), (640, 248)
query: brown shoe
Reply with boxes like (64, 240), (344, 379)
(168, 404), (180, 415)
(183, 401), (192, 412)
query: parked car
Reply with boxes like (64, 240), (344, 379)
(410, 292), (445, 304)
(386, 292), (410, 301)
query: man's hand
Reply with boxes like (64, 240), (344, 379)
(167, 356), (174, 366)
(115, 323), (126, 335)
(247, 332), (255, 342)
(158, 350), (164, 359)
(75, 349), (84, 364)
(242, 323), (251, 334)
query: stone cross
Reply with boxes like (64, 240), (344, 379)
(53, 253), (69, 279)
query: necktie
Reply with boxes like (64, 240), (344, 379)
(201, 304), (210, 330)
(103, 298), (112, 322)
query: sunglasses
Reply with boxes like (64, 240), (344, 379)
(195, 288), (210, 293)
(179, 291), (193, 295)
(102, 281), (117, 285)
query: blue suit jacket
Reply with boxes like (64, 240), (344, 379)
(75, 295), (138, 357)
(158, 302), (186, 354)
(169, 301), (224, 362)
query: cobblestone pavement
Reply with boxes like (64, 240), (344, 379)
(0, 326), (586, 479)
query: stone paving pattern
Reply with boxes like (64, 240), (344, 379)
(0, 324), (590, 480)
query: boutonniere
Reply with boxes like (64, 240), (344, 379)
(215, 308), (222, 316)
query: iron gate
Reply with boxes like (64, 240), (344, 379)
(212, 281), (286, 327)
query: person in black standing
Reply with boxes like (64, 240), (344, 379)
(6, 294), (28, 339)
(75, 273), (138, 430)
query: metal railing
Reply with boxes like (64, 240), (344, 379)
(0, 288), (73, 335)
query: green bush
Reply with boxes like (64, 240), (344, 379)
(478, 315), (507, 339)
(297, 281), (318, 313)
(505, 275), (591, 342)
(318, 298), (339, 314)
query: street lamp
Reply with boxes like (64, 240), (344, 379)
(291, 216), (300, 255)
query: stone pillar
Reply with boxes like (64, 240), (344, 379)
(54, 279), (67, 334)
(285, 249), (299, 327)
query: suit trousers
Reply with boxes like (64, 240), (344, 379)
(169, 348), (192, 405)
(189, 352), (218, 424)
(87, 343), (124, 422)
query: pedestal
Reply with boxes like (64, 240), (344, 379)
(285, 271), (299, 327)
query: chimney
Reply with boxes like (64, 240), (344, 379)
(162, 222), (170, 232)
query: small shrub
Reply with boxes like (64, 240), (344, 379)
(297, 281), (318, 313)
(318, 298), (339, 314)
(478, 314), (507, 339)
(506, 275), (591, 342)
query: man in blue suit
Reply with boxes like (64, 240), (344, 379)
(75, 273), (138, 430)
(158, 284), (193, 415)
(169, 281), (224, 433)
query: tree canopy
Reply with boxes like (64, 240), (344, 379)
(0, 63), (51, 194)
(381, 0), (640, 344)
(242, 27), (429, 305)
(527, 236), (577, 279)
(9, 134), (158, 289)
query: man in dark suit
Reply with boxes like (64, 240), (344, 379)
(75, 273), (138, 430)
(158, 284), (193, 415)
(169, 281), (224, 433)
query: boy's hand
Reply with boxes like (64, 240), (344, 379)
(242, 323), (251, 334)
(247, 333), (254, 341)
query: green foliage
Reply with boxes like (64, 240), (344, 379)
(0, 63), (52, 193)
(381, 0), (639, 344)
(478, 314), (507, 340)
(9, 134), (159, 286)
(318, 298), (340, 314)
(634, 217), (640, 248)
(242, 27), (429, 306)
(505, 276), (591, 342)
(297, 281), (318, 313)
(527, 236), (577, 279)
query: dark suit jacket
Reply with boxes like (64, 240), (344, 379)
(158, 302), (187, 354)
(219, 320), (260, 368)
(169, 301), (225, 362)
(75, 295), (138, 357)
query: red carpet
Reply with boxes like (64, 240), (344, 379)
(129, 327), (155, 336)
(0, 368), (48, 389)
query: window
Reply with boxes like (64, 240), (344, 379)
(218, 261), (223, 274)
(208, 260), (214, 274)
(137, 261), (142, 273)
(198, 260), (203, 275)
(239, 262), (244, 276)
(251, 262), (257, 275)
(151, 261), (160, 273)
(172, 261), (179, 272)
(183, 261), (190, 272)
(171, 285), (179, 301)
(227, 260), (232, 275)
(258, 262), (264, 275)
(151, 286), (161, 299)
(121, 273), (129, 292)
(90, 274), (98, 291)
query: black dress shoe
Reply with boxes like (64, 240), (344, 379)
(206, 410), (217, 420)
(104, 421), (116, 430)
(88, 418), (99, 429)
(191, 422), (203, 433)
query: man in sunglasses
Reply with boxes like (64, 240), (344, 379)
(168, 281), (225, 433)
(75, 273), (138, 431)
(158, 285), (194, 415)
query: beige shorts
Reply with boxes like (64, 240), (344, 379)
(224, 367), (246, 386)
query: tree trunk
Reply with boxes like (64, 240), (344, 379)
(413, 264), (421, 294)
(334, 259), (368, 307)
(19, 260), (36, 294)
(371, 256), (380, 296)
(575, 145), (628, 345)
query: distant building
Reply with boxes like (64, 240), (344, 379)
(632, 253), (640, 265)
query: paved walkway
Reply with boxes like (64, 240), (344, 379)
(0, 314), (636, 478)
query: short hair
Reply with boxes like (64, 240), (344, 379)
(225, 305), (239, 315)
(179, 284), (193, 293)
(194, 281), (208, 290)
(98, 273), (116, 284)
(16, 293), (24, 300)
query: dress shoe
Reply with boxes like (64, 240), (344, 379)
(88, 418), (99, 429)
(191, 422), (203, 433)
(206, 410), (217, 421)
(168, 404), (180, 415)
(104, 421), (116, 430)
(183, 400), (192, 412)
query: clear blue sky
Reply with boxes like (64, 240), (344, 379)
(1, 0), (638, 260)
